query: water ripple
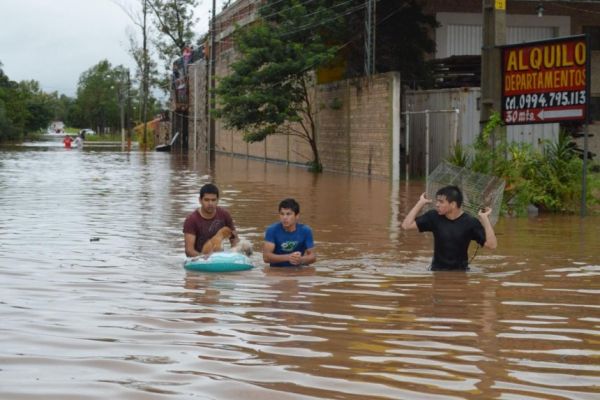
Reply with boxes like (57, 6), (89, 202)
(1, 146), (600, 399)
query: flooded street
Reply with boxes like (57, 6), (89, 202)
(1, 140), (599, 399)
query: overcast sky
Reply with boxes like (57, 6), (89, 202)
(0, 0), (219, 97)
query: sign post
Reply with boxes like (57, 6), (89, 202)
(501, 35), (590, 216)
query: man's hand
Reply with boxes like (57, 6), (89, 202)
(401, 192), (432, 231)
(478, 207), (497, 250)
(478, 207), (492, 218)
(288, 251), (302, 265)
(419, 192), (432, 205)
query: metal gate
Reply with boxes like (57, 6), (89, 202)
(402, 88), (558, 178)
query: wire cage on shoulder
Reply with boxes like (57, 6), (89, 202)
(426, 161), (505, 226)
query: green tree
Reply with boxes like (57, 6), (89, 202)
(0, 79), (27, 139)
(0, 102), (15, 140)
(18, 80), (55, 132)
(0, 70), (18, 140)
(54, 94), (76, 126)
(74, 60), (116, 131)
(214, 0), (342, 172)
(148, 0), (198, 85)
(74, 60), (144, 133)
(0, 63), (59, 141)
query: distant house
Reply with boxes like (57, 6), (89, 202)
(48, 121), (65, 134)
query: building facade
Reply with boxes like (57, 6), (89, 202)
(175, 0), (600, 178)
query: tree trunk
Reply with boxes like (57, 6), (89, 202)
(301, 76), (321, 172)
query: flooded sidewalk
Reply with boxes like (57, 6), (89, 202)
(1, 142), (599, 399)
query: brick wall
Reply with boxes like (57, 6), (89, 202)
(214, 72), (400, 178)
(318, 73), (398, 177)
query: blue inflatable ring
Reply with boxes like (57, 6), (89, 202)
(184, 252), (254, 272)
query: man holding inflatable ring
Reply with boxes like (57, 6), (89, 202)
(183, 183), (238, 257)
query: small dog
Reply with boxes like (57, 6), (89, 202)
(231, 239), (253, 257)
(201, 227), (254, 256)
(201, 226), (233, 255)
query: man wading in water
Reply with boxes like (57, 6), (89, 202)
(401, 185), (497, 271)
(263, 198), (316, 267)
(183, 183), (238, 257)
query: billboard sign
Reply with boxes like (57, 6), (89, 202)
(501, 35), (589, 125)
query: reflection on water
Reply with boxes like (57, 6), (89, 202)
(1, 141), (599, 399)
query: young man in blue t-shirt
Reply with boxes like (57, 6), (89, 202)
(263, 198), (316, 267)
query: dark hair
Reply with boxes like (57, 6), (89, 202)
(199, 183), (219, 199)
(436, 185), (463, 207)
(278, 198), (300, 214)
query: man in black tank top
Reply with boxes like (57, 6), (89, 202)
(401, 185), (497, 270)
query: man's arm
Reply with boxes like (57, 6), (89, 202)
(263, 241), (292, 264)
(478, 207), (497, 249)
(401, 193), (432, 230)
(263, 242), (314, 266)
(300, 248), (316, 265)
(263, 242), (317, 266)
(184, 233), (201, 257)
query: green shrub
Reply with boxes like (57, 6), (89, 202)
(448, 112), (600, 215)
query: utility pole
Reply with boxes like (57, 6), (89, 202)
(208, 0), (216, 162)
(113, 69), (126, 152)
(126, 69), (132, 151)
(119, 85), (125, 151)
(364, 0), (376, 77)
(480, 0), (506, 133)
(141, 0), (150, 152)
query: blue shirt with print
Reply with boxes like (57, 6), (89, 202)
(264, 222), (314, 267)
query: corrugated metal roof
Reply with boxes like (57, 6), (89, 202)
(441, 25), (557, 57)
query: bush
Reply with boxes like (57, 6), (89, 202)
(448, 112), (600, 215)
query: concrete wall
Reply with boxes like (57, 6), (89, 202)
(318, 73), (400, 177)
(214, 72), (401, 179)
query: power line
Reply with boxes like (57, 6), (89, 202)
(172, 1), (405, 123)
(213, 0), (318, 30)
(280, 2), (369, 36)
(214, 0), (363, 33)
(364, 0), (376, 76)
(552, 1), (600, 15)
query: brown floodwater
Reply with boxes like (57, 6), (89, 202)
(1, 139), (599, 399)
